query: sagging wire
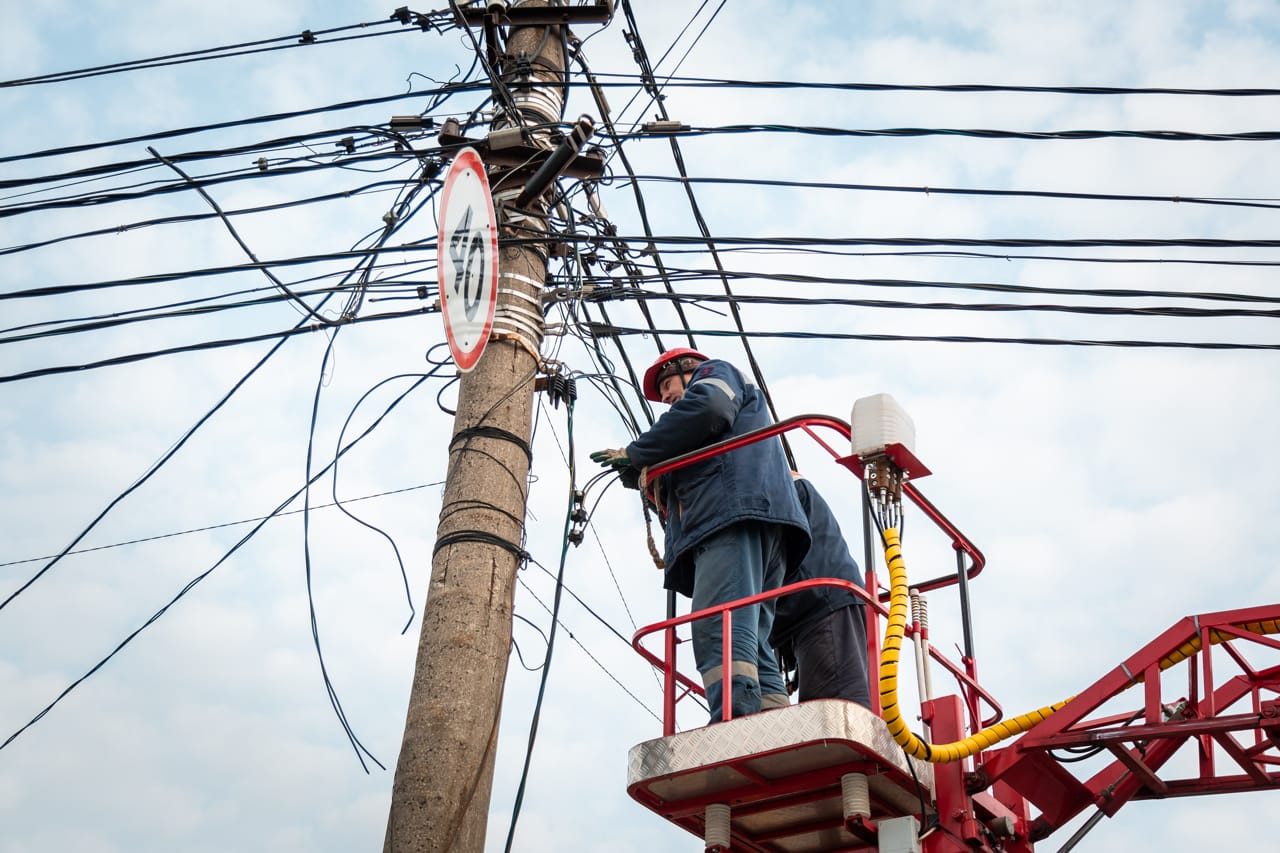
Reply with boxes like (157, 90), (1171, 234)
(502, 396), (578, 853)
(331, 372), (445, 635)
(0, 479), (446, 569)
(302, 327), (382, 772)
(515, 571), (664, 724)
(512, 613), (550, 672)
(0, 368), (439, 753)
(148, 145), (342, 327)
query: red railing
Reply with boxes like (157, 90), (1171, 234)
(632, 413), (1001, 736)
(632, 576), (1003, 736)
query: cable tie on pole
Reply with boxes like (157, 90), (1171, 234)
(449, 425), (533, 465)
(433, 530), (527, 561)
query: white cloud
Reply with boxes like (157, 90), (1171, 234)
(4, 2), (1280, 853)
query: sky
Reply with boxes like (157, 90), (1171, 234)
(3, 1), (1280, 852)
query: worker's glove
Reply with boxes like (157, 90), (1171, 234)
(590, 448), (630, 469)
(591, 448), (640, 490)
(617, 465), (640, 491)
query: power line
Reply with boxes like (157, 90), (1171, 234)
(576, 73), (1280, 98)
(0, 370), (437, 753)
(0, 13), (447, 89)
(0, 306), (430, 386)
(0, 481), (445, 568)
(578, 266), (1280, 306)
(590, 287), (1280, 318)
(625, 174), (1280, 212)
(588, 323), (1280, 350)
(629, 123), (1280, 143)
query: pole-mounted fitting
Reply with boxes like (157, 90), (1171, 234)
(515, 116), (595, 207)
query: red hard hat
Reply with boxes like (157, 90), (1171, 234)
(642, 347), (709, 402)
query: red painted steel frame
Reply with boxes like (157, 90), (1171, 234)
(978, 604), (1280, 840)
(637, 414), (998, 733)
(644, 414), (988, 601)
(627, 411), (1280, 850)
(632, 577), (1002, 736)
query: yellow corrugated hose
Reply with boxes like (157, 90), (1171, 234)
(878, 527), (1280, 763)
(878, 527), (1071, 763)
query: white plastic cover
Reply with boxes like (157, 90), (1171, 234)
(850, 393), (916, 458)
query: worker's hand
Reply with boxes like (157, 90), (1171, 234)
(590, 448), (630, 469)
(617, 465), (640, 490)
(591, 448), (641, 490)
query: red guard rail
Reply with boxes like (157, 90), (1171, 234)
(632, 576), (1004, 736)
(632, 413), (1002, 736)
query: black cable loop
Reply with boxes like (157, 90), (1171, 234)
(449, 425), (534, 465)
(433, 529), (529, 560)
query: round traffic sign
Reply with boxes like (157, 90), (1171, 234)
(437, 147), (498, 372)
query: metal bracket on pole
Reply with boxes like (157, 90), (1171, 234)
(453, 0), (615, 27)
(438, 117), (605, 181)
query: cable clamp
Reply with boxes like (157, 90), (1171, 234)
(641, 120), (689, 135)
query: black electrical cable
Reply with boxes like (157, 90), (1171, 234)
(450, 426), (534, 465)
(0, 285), (332, 346)
(590, 323), (1280, 350)
(0, 369), (436, 753)
(301, 327), (383, 771)
(514, 572), (664, 723)
(503, 400), (578, 853)
(0, 16), (432, 89)
(1, 149), (428, 219)
(572, 73), (1280, 98)
(2, 243), (438, 302)
(572, 50), (692, 354)
(625, 174), (1280, 213)
(512, 613), (550, 672)
(0, 481), (446, 568)
(630, 123), (1280, 143)
(149, 145), (342, 326)
(0, 178), (409, 258)
(0, 83), (482, 166)
(561, 233), (1280, 250)
(587, 11), (790, 463)
(0, 125), (415, 192)
(0, 306), (428, 386)
(590, 283), (1280, 314)
(331, 373), (446, 635)
(0, 306), (314, 610)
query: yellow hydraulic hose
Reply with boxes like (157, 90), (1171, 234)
(878, 527), (1071, 763)
(1159, 617), (1280, 672)
(878, 527), (1280, 763)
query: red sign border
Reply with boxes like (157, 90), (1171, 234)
(437, 147), (499, 372)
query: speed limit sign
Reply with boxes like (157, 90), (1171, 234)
(437, 147), (498, 372)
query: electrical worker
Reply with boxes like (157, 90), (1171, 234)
(591, 349), (809, 722)
(772, 474), (871, 708)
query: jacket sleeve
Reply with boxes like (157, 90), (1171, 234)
(625, 360), (744, 467)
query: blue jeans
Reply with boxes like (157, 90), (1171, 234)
(690, 521), (787, 722)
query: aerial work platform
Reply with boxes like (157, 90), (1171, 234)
(628, 699), (932, 853)
(625, 410), (1280, 851)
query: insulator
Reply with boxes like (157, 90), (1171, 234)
(840, 772), (870, 820)
(704, 803), (730, 851)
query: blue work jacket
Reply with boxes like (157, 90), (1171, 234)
(625, 359), (810, 597)
(771, 475), (866, 654)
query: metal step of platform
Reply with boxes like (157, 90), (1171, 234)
(628, 699), (934, 853)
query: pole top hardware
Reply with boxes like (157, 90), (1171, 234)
(438, 117), (605, 182)
(452, 0), (614, 27)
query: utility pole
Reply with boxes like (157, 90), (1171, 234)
(384, 2), (607, 851)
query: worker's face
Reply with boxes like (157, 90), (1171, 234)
(659, 371), (692, 405)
